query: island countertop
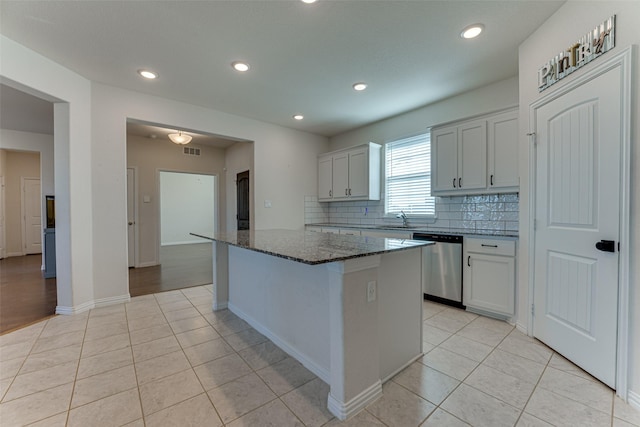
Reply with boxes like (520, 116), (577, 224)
(191, 229), (433, 265)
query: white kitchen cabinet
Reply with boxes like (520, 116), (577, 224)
(463, 237), (516, 318)
(431, 120), (487, 193)
(431, 108), (519, 195)
(487, 109), (519, 191)
(318, 143), (381, 202)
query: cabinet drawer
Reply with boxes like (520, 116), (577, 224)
(465, 238), (515, 256)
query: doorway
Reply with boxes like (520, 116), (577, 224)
(530, 49), (631, 390)
(237, 170), (250, 230)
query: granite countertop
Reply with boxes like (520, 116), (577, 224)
(306, 223), (519, 238)
(191, 229), (434, 266)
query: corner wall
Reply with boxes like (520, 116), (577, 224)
(518, 1), (640, 403)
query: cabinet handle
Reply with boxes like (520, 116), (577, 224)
(490, 174), (494, 186)
(458, 177), (462, 188)
(453, 178), (457, 188)
(349, 188), (352, 196)
(467, 256), (471, 267)
(481, 244), (498, 248)
(329, 190), (332, 197)
(345, 189), (348, 196)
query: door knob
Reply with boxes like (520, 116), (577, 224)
(595, 240), (615, 252)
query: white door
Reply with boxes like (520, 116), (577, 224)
(488, 110), (519, 189)
(318, 155), (333, 200)
(533, 65), (622, 388)
(0, 176), (5, 259)
(127, 168), (136, 268)
(22, 177), (42, 254)
(332, 152), (349, 200)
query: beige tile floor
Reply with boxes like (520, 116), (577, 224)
(1, 284), (639, 426)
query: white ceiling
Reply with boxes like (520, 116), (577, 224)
(0, 1), (564, 137)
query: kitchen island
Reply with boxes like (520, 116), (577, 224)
(191, 229), (433, 420)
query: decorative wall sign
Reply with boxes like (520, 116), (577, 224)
(538, 15), (615, 92)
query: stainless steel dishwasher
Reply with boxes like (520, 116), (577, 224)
(412, 233), (464, 308)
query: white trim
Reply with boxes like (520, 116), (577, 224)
(628, 390), (640, 412)
(6, 251), (25, 258)
(94, 294), (130, 308)
(126, 166), (138, 268)
(381, 353), (423, 384)
(228, 302), (330, 384)
(212, 301), (228, 311)
(528, 46), (633, 399)
(136, 261), (159, 268)
(327, 380), (382, 421)
(56, 300), (94, 315)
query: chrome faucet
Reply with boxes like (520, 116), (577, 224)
(396, 210), (408, 227)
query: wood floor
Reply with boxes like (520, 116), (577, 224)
(0, 243), (212, 334)
(0, 254), (57, 334)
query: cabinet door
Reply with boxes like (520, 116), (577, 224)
(431, 126), (458, 192)
(458, 120), (487, 190)
(318, 155), (334, 201)
(464, 253), (515, 316)
(332, 152), (349, 200)
(488, 111), (519, 189)
(348, 147), (369, 198)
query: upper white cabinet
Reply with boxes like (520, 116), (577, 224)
(432, 120), (487, 193)
(431, 108), (519, 196)
(318, 143), (381, 202)
(487, 110), (519, 191)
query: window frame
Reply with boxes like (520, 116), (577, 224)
(383, 131), (436, 219)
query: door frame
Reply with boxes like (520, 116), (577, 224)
(528, 46), (632, 397)
(127, 167), (138, 268)
(20, 176), (41, 256)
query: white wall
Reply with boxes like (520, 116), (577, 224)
(91, 82), (329, 301)
(518, 1), (640, 403)
(1, 35), (94, 312)
(329, 77), (518, 151)
(160, 172), (215, 246)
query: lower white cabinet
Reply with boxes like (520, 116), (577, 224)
(463, 237), (516, 318)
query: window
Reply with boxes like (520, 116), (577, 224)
(385, 132), (435, 216)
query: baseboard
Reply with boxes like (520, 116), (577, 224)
(516, 322), (528, 335)
(228, 302), (330, 384)
(55, 294), (130, 315)
(327, 380), (383, 421)
(213, 301), (228, 310)
(94, 294), (130, 308)
(381, 353), (423, 384)
(6, 252), (24, 257)
(56, 300), (95, 315)
(628, 390), (640, 411)
(137, 261), (159, 268)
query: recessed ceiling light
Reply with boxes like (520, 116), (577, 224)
(293, 114), (304, 120)
(138, 69), (158, 79)
(353, 82), (368, 91)
(461, 24), (484, 39)
(232, 61), (250, 72)
(301, 0), (317, 3)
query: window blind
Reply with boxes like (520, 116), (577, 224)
(385, 132), (435, 216)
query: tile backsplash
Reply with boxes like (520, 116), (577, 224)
(304, 193), (519, 233)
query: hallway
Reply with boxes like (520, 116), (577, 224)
(0, 243), (213, 334)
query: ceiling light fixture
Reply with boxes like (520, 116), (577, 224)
(301, 0), (317, 4)
(293, 114), (304, 120)
(138, 69), (158, 79)
(168, 131), (192, 145)
(352, 82), (368, 91)
(232, 61), (250, 72)
(461, 24), (484, 39)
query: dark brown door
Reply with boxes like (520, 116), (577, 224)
(236, 171), (250, 230)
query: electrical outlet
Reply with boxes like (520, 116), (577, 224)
(367, 281), (376, 303)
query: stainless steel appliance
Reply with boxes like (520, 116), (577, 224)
(412, 233), (464, 308)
